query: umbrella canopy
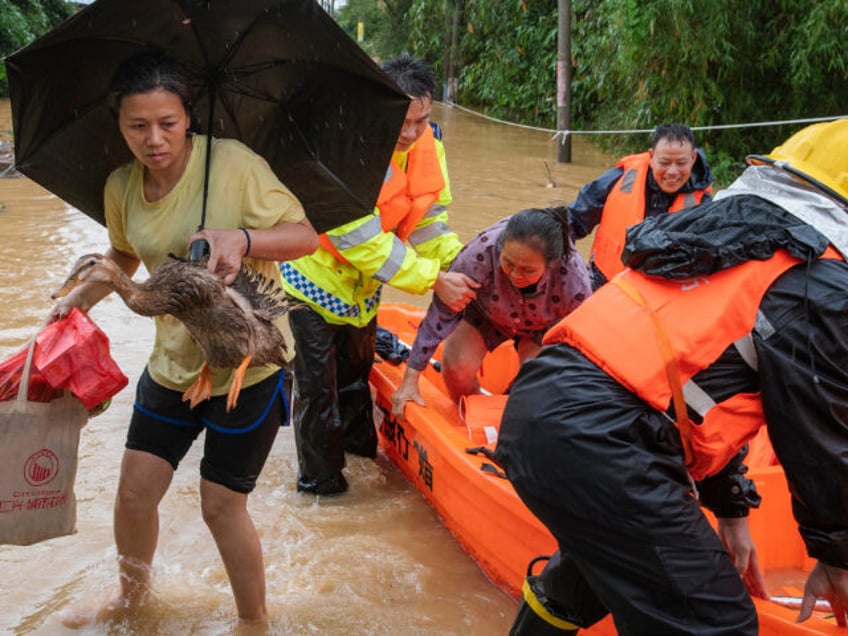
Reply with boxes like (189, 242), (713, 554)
(6, 0), (409, 233)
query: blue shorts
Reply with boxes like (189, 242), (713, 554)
(127, 367), (287, 493)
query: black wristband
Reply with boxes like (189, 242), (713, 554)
(239, 227), (251, 256)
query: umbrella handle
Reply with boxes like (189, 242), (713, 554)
(189, 239), (209, 261)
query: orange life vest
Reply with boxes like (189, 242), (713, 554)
(544, 247), (838, 480)
(592, 152), (711, 281)
(318, 125), (445, 261)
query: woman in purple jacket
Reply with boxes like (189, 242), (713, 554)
(390, 207), (591, 417)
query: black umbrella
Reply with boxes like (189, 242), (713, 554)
(5, 0), (409, 234)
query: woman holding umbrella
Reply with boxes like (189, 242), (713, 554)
(51, 51), (318, 627)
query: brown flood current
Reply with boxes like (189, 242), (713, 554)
(0, 99), (610, 635)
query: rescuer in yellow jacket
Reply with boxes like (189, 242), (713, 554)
(281, 54), (478, 496)
(496, 119), (848, 634)
(567, 123), (713, 289)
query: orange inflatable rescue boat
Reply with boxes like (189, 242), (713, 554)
(370, 303), (843, 635)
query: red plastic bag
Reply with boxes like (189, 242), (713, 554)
(0, 348), (62, 402)
(33, 308), (128, 409)
(0, 309), (128, 408)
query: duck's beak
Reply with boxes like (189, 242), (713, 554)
(51, 274), (82, 299)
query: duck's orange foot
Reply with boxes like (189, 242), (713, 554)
(226, 355), (253, 412)
(182, 363), (212, 409)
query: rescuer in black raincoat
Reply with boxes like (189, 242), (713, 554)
(495, 119), (848, 635)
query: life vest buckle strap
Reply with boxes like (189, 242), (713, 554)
(612, 277), (695, 466)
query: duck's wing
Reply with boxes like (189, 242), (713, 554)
(230, 266), (300, 320)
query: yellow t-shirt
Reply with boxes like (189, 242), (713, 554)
(105, 135), (305, 395)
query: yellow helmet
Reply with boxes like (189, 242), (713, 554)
(747, 118), (848, 206)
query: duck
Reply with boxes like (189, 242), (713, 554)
(51, 253), (298, 412)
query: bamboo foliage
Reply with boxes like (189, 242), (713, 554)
(337, 0), (848, 178)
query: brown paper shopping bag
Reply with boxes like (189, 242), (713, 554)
(0, 337), (88, 545)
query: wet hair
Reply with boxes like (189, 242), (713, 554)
(652, 123), (695, 150)
(498, 207), (573, 263)
(109, 51), (194, 114)
(381, 53), (435, 101)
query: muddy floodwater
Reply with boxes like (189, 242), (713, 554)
(0, 98), (610, 635)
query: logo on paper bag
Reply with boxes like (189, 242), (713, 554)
(23, 449), (59, 487)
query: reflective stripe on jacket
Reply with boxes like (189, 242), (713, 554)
(592, 152), (710, 282)
(544, 249), (828, 480)
(282, 127), (461, 327)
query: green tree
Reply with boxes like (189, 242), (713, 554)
(0, 0), (74, 97)
(336, 0), (415, 62)
(457, 1), (557, 127)
(335, 0), (387, 58)
(374, 0), (418, 62)
(571, 0), (848, 180)
(337, 0), (847, 182)
(401, 0), (558, 123)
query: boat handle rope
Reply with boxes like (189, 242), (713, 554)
(465, 445), (498, 461)
(466, 446), (508, 479)
(481, 463), (507, 479)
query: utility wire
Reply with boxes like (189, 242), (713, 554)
(443, 102), (847, 142)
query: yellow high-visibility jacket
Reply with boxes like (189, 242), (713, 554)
(281, 126), (462, 326)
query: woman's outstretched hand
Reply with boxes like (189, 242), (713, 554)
(391, 368), (425, 419)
